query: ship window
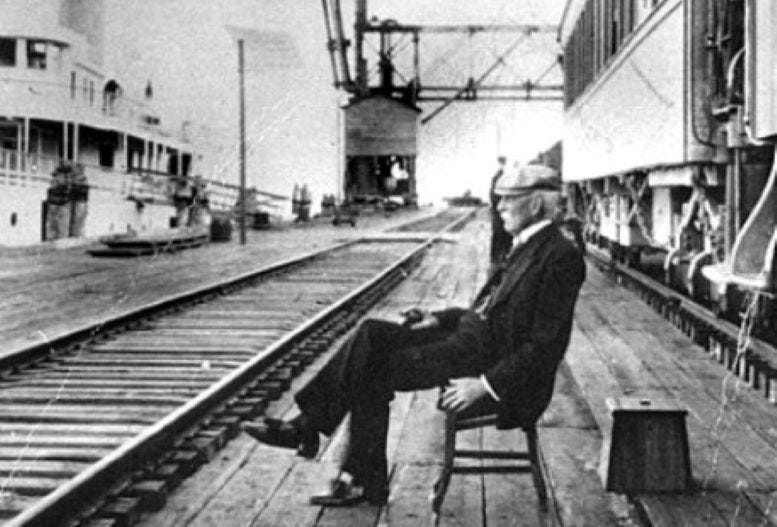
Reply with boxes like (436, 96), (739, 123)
(26, 40), (47, 69)
(10, 213), (17, 227)
(89, 81), (94, 105)
(70, 71), (76, 98)
(0, 38), (15, 67)
(98, 144), (114, 168)
(0, 124), (18, 150)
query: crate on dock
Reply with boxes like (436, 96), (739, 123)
(599, 397), (692, 493)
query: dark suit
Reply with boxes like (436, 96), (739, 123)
(295, 224), (585, 491)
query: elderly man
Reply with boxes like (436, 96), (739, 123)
(242, 164), (586, 506)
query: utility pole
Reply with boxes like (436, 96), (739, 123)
(238, 38), (246, 245)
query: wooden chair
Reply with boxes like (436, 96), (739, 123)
(430, 409), (548, 521)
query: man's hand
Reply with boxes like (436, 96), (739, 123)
(400, 308), (439, 329)
(439, 377), (487, 413)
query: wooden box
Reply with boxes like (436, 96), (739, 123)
(599, 397), (692, 493)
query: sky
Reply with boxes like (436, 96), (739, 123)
(103, 0), (567, 208)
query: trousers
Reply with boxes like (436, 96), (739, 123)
(294, 317), (497, 491)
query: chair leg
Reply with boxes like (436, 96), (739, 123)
(431, 411), (457, 515)
(525, 427), (548, 512)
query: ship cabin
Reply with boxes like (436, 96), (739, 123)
(0, 0), (194, 246)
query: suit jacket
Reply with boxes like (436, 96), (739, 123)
(436, 224), (585, 429)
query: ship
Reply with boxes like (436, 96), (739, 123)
(0, 0), (200, 247)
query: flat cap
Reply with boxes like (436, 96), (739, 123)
(494, 164), (560, 195)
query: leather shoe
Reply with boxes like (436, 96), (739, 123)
(241, 416), (319, 459)
(310, 478), (388, 507)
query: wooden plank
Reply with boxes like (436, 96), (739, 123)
(0, 434), (124, 448)
(164, 310), (312, 319)
(89, 343), (259, 353)
(102, 334), (279, 344)
(0, 460), (92, 477)
(252, 460), (335, 527)
(481, 426), (552, 527)
(315, 497), (381, 527)
(0, 409), (162, 425)
(0, 423), (144, 436)
(27, 368), (225, 380)
(0, 447), (113, 461)
(136, 439), (283, 527)
(185, 442), (297, 527)
(562, 325), (621, 432)
(393, 390), (446, 465)
(435, 426), (483, 526)
(637, 494), (727, 527)
(4, 379), (216, 389)
(51, 358), (242, 369)
(0, 476), (71, 495)
(0, 404), (174, 415)
(540, 427), (636, 527)
(573, 301), (671, 399)
(378, 463), (440, 526)
(147, 321), (300, 331)
(0, 393), (190, 406)
(140, 328), (289, 337)
(536, 363), (631, 527)
(0, 494), (43, 518)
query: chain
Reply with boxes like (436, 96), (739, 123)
(702, 291), (760, 496)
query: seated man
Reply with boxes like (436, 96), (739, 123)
(242, 164), (586, 506)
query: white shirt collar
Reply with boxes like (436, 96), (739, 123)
(513, 219), (552, 249)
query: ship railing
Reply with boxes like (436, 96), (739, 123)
(0, 148), (61, 188)
(0, 146), (171, 203)
(1, 146), (282, 215)
(125, 168), (178, 206)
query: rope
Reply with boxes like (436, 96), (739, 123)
(702, 290), (760, 498)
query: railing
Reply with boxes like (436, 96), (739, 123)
(0, 76), (186, 143)
(0, 147), (282, 214)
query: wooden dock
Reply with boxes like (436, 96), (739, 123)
(136, 212), (777, 527)
(2, 208), (776, 526)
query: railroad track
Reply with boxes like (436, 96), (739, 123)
(388, 207), (472, 233)
(586, 244), (777, 405)
(0, 210), (474, 526)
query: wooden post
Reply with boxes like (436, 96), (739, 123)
(73, 122), (79, 164)
(63, 120), (69, 162)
